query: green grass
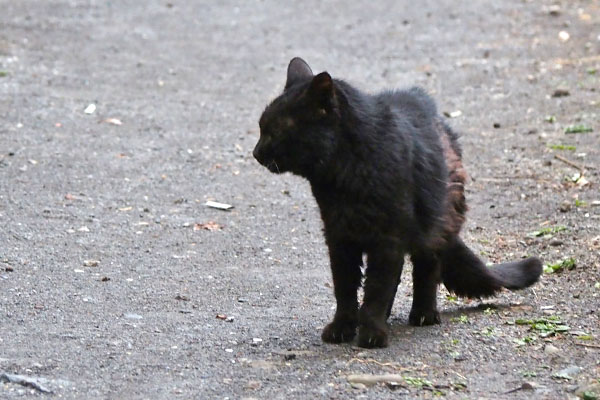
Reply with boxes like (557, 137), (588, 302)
(451, 314), (469, 323)
(483, 307), (495, 316)
(445, 295), (458, 303)
(565, 125), (593, 134)
(403, 376), (433, 389)
(529, 225), (567, 238)
(548, 144), (576, 151)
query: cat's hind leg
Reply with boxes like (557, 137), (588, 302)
(321, 241), (363, 344)
(409, 250), (442, 326)
(358, 246), (405, 348)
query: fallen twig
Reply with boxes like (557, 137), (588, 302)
(554, 154), (596, 171)
(576, 342), (600, 349)
(347, 358), (426, 372)
(504, 382), (535, 394)
(476, 177), (552, 184)
(450, 370), (468, 382)
(555, 55), (600, 66)
(347, 373), (407, 387)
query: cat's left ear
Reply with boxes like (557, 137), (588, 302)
(285, 57), (313, 89)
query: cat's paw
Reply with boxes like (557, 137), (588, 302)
(408, 308), (441, 326)
(357, 322), (389, 348)
(321, 319), (357, 343)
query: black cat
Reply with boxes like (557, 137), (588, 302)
(253, 57), (542, 348)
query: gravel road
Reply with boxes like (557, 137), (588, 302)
(1, 1), (599, 398)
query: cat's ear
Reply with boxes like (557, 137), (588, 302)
(309, 72), (333, 95)
(308, 72), (337, 114)
(308, 72), (335, 109)
(285, 57), (313, 89)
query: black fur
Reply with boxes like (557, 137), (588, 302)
(253, 57), (543, 348)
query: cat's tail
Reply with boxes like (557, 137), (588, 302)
(439, 236), (542, 298)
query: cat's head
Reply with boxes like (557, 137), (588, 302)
(253, 57), (340, 177)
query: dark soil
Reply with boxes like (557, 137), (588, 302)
(1, 0), (599, 398)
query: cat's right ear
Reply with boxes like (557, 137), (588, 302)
(285, 57), (314, 90)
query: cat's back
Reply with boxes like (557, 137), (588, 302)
(376, 87), (438, 128)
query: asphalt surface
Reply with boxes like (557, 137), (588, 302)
(1, 1), (599, 399)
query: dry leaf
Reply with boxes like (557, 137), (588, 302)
(194, 221), (222, 231)
(105, 118), (122, 125)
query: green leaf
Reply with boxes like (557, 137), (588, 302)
(544, 258), (576, 274)
(582, 391), (598, 400)
(523, 335), (537, 344)
(554, 325), (570, 332)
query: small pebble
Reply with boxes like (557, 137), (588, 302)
(84, 103), (96, 114)
(552, 88), (570, 97)
(544, 344), (560, 355)
(559, 201), (572, 212)
(351, 383), (367, 390)
(548, 5), (561, 16)
(124, 313), (143, 320)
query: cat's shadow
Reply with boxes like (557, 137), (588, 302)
(388, 302), (523, 335)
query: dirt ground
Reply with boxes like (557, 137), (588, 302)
(1, 0), (599, 399)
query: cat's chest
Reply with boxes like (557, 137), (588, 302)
(315, 193), (403, 242)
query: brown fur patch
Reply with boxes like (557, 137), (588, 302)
(436, 120), (468, 240)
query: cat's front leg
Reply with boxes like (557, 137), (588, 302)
(321, 241), (363, 344)
(358, 246), (404, 348)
